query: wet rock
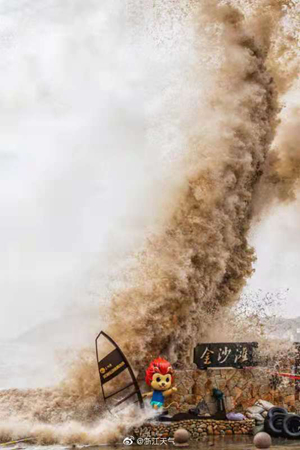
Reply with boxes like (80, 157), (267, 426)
(207, 426), (213, 435)
(253, 432), (272, 449)
(174, 428), (190, 446)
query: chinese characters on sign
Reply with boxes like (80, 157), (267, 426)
(194, 342), (258, 369)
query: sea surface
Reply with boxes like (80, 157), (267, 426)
(3, 438), (300, 450)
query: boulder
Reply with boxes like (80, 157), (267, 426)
(253, 432), (272, 449)
(246, 412), (264, 423)
(256, 400), (274, 411)
(247, 405), (264, 415)
(174, 428), (190, 446)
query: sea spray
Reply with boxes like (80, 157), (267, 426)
(0, 404), (155, 445)
(107, 0), (277, 368)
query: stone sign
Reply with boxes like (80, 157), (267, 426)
(194, 342), (258, 369)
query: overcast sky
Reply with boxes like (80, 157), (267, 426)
(0, 0), (197, 341)
(247, 203), (300, 318)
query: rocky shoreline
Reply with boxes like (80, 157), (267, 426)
(132, 418), (254, 441)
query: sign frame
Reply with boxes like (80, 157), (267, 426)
(95, 330), (144, 414)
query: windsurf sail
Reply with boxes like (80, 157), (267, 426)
(95, 330), (144, 414)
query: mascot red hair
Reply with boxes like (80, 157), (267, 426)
(143, 357), (177, 409)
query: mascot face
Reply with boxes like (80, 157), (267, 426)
(151, 372), (172, 391)
(145, 357), (174, 391)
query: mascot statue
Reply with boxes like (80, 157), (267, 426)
(143, 357), (177, 409)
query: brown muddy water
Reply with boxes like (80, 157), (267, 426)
(8, 438), (300, 450)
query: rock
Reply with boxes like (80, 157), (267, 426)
(184, 394), (195, 404)
(225, 396), (236, 411)
(174, 428), (190, 446)
(246, 412), (264, 423)
(253, 432), (272, 449)
(256, 400), (274, 411)
(207, 426), (213, 435)
(225, 430), (233, 435)
(247, 405), (264, 415)
(233, 387), (243, 399)
(260, 385), (271, 395)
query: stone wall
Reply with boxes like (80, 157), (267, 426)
(165, 368), (298, 414)
(132, 419), (254, 442)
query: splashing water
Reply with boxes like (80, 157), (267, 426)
(0, 404), (155, 445)
(0, 0), (299, 445)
